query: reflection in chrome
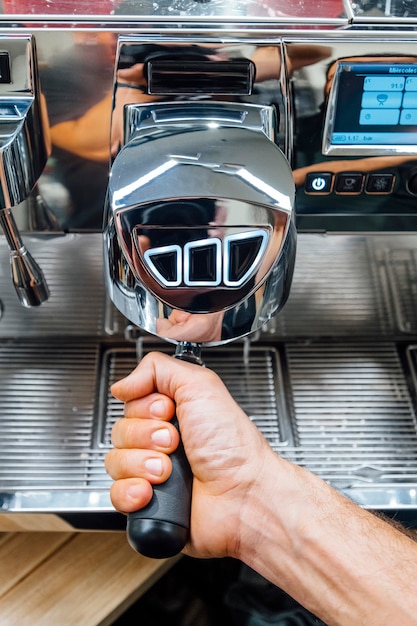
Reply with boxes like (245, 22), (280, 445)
(0, 35), (50, 306)
(183, 237), (222, 287)
(104, 96), (296, 345)
(144, 243), (182, 287)
(143, 229), (268, 289)
(223, 229), (268, 287)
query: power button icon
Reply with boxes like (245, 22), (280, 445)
(312, 177), (327, 191)
(305, 172), (332, 194)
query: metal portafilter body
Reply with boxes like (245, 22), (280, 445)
(103, 101), (296, 558)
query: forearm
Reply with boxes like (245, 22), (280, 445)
(239, 452), (417, 626)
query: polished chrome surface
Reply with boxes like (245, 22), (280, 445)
(0, 209), (49, 306)
(0, 0), (349, 20)
(105, 88), (296, 345)
(0, 35), (51, 305)
(0, 31), (415, 235)
(351, 0), (417, 18)
(0, 35), (49, 209)
(0, 6), (416, 524)
(0, 31), (415, 234)
(1, 0), (414, 22)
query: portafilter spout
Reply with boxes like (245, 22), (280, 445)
(104, 101), (296, 558)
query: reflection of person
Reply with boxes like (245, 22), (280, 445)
(155, 310), (224, 343)
(40, 37), (331, 228)
(106, 352), (417, 626)
(40, 33), (117, 229)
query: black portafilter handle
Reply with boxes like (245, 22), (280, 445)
(127, 416), (192, 558)
(126, 344), (203, 559)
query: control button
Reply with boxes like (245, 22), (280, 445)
(228, 236), (264, 283)
(304, 172), (333, 194)
(184, 238), (221, 286)
(150, 250), (179, 283)
(365, 173), (395, 194)
(144, 244), (182, 287)
(186, 242), (219, 284)
(0, 52), (10, 84)
(335, 173), (363, 194)
(224, 230), (268, 287)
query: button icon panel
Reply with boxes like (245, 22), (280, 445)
(143, 230), (268, 288)
(365, 173), (395, 194)
(305, 172), (333, 194)
(304, 170), (396, 198)
(335, 173), (363, 194)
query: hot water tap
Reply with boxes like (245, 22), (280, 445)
(104, 42), (296, 558)
(0, 35), (50, 307)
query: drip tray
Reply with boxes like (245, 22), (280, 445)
(98, 346), (292, 451)
(285, 341), (417, 509)
(1, 341), (417, 521)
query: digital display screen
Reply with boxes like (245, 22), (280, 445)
(324, 62), (417, 155)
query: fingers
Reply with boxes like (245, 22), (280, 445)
(105, 427), (175, 514)
(106, 391), (181, 515)
(109, 478), (153, 514)
(105, 447), (172, 483)
(110, 351), (206, 403)
(111, 417), (179, 451)
(123, 392), (176, 422)
(111, 352), (221, 402)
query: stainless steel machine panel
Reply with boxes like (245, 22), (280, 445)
(0, 0), (417, 529)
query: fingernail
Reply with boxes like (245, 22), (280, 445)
(150, 399), (167, 417)
(127, 484), (143, 501)
(151, 428), (171, 448)
(145, 457), (163, 476)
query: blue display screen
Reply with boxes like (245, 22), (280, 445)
(331, 62), (417, 147)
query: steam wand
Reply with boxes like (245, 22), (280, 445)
(0, 208), (49, 307)
(126, 341), (203, 559)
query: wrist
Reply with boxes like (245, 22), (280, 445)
(236, 449), (306, 570)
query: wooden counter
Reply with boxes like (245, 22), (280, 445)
(0, 531), (179, 625)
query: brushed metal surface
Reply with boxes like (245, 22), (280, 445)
(1, 233), (417, 515)
(0, 234), (106, 337)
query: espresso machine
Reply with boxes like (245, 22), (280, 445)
(1, 0), (417, 551)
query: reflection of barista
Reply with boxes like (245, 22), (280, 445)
(40, 33), (117, 229)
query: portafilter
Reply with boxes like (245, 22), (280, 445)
(103, 101), (296, 558)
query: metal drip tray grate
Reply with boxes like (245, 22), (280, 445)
(285, 341), (417, 507)
(0, 342), (106, 507)
(384, 247), (417, 333)
(1, 340), (417, 514)
(0, 343), (290, 513)
(99, 346), (292, 450)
